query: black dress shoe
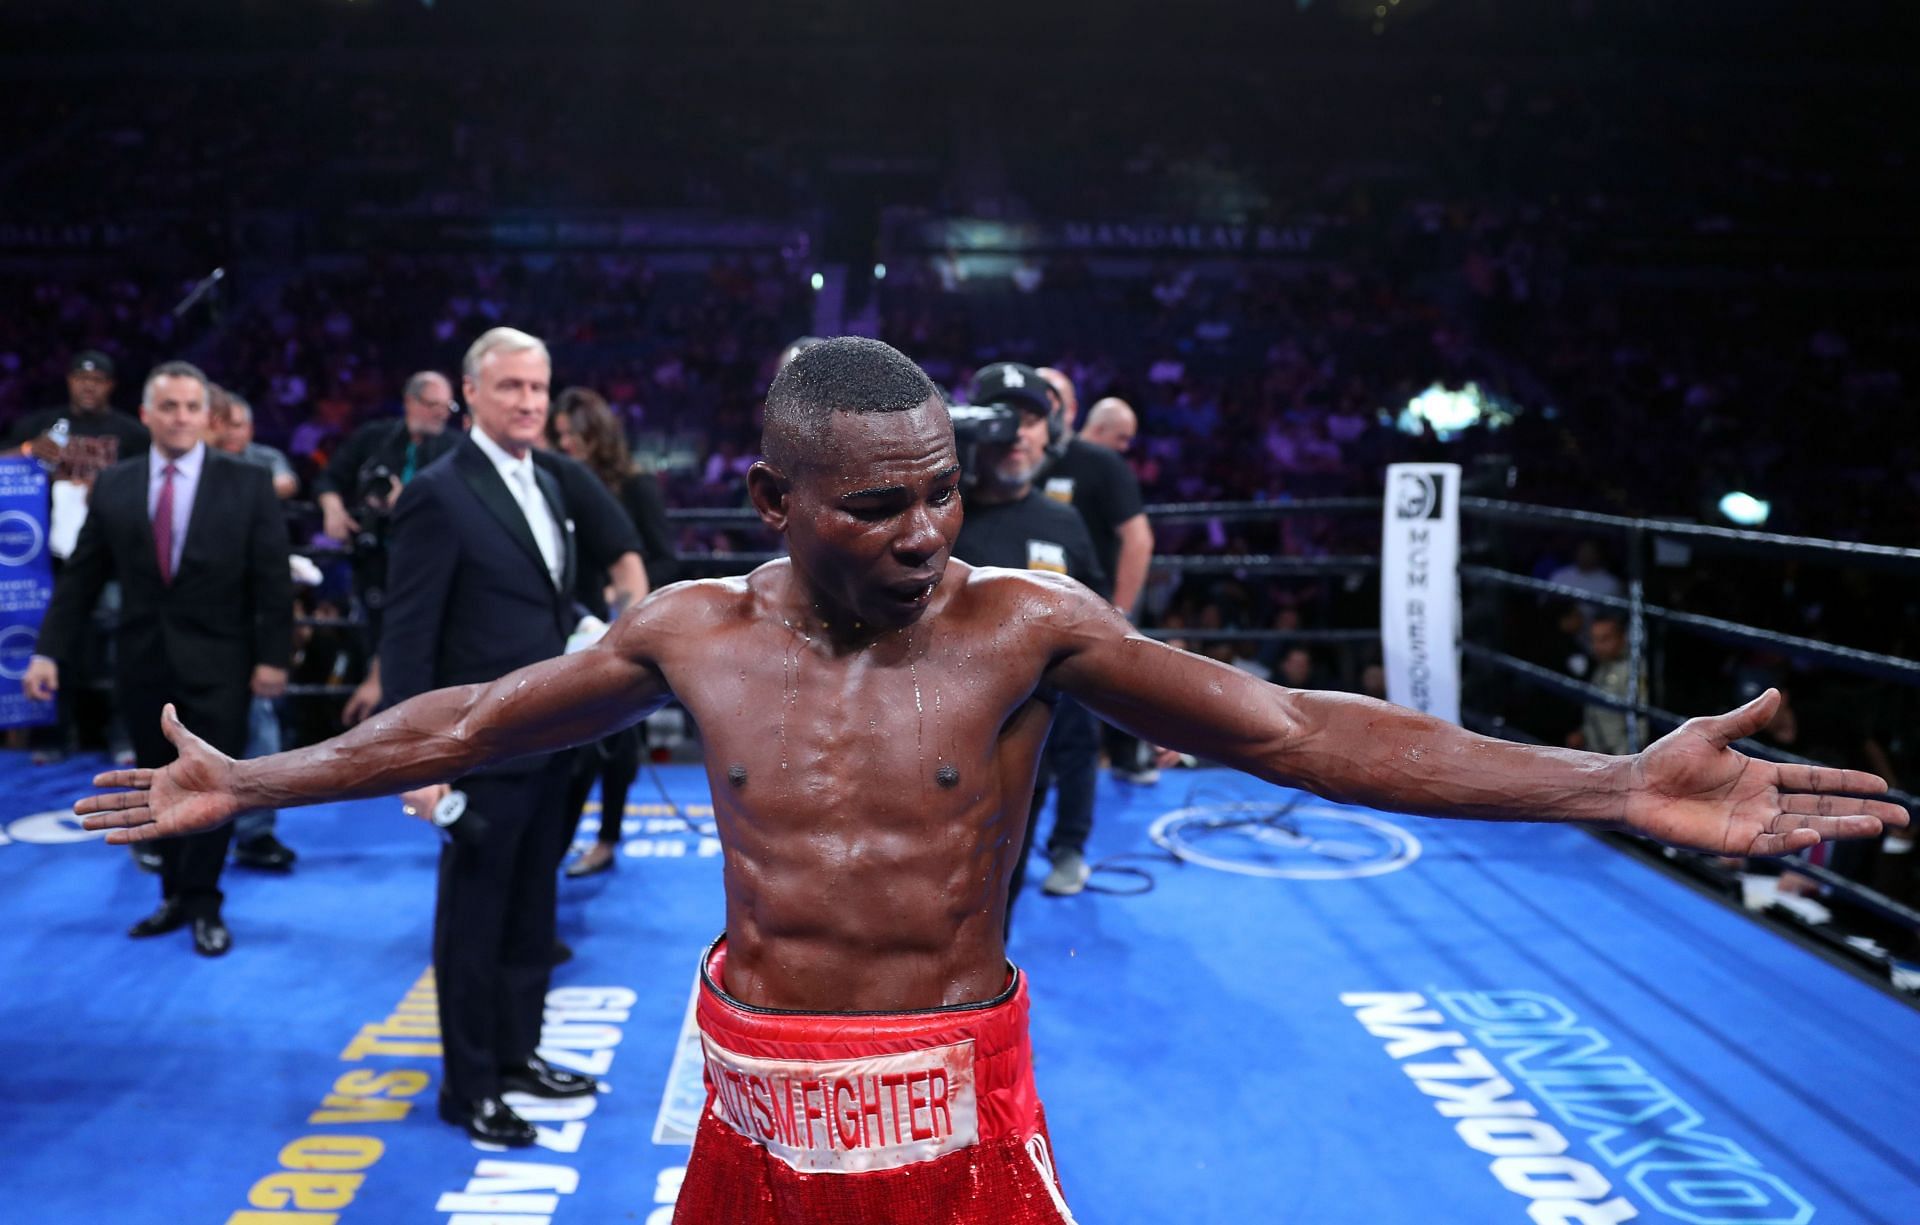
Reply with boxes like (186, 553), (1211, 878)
(500, 1054), (598, 1098)
(192, 914), (232, 957)
(128, 899), (188, 938)
(233, 833), (297, 871)
(129, 845), (163, 873)
(438, 1092), (537, 1146)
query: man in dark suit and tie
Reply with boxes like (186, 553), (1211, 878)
(382, 327), (639, 1147)
(24, 360), (291, 956)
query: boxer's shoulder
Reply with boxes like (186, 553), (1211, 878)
(628, 573), (758, 629)
(952, 562), (1102, 623)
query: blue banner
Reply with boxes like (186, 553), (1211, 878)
(0, 458), (56, 728)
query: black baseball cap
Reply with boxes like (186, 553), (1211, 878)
(968, 362), (1051, 417)
(69, 350), (114, 377)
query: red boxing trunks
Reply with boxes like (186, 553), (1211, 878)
(672, 937), (1078, 1224)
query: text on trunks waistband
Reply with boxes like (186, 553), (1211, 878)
(701, 1036), (980, 1174)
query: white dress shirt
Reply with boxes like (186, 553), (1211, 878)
(470, 427), (564, 587)
(147, 442), (206, 578)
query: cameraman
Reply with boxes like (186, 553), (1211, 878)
(950, 363), (1107, 928)
(312, 372), (460, 721)
(314, 372), (458, 546)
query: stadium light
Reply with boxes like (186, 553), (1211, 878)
(1717, 492), (1771, 527)
(1389, 381), (1514, 442)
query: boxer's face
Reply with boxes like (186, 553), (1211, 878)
(755, 397), (962, 630)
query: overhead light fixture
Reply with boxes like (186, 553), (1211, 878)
(1388, 382), (1515, 441)
(1717, 492), (1771, 527)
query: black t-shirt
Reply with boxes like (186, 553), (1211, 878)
(619, 470), (679, 587)
(954, 488), (1110, 600)
(540, 453), (644, 618)
(3, 406), (149, 483)
(1038, 437), (1143, 585)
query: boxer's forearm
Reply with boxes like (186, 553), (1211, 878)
(1256, 689), (1632, 828)
(229, 645), (661, 811)
(229, 681), (496, 811)
(1056, 592), (1635, 829)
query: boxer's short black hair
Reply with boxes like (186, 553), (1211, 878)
(762, 336), (940, 473)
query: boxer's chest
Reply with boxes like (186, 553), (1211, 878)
(677, 625), (1039, 790)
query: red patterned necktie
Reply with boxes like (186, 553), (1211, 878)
(154, 462), (177, 583)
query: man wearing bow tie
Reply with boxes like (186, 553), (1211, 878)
(24, 360), (291, 956)
(379, 327), (640, 1147)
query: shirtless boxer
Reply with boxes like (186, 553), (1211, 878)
(75, 338), (1906, 1223)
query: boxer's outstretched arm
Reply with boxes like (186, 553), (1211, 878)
(1037, 576), (1907, 857)
(75, 589), (688, 844)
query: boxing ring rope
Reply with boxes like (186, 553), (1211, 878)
(657, 498), (1383, 525)
(1137, 629), (1377, 645)
(1456, 497), (1920, 991)
(1465, 497), (1920, 571)
(1460, 566), (1920, 686)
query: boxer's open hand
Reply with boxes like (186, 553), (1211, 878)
(74, 705), (243, 843)
(1623, 689), (1908, 856)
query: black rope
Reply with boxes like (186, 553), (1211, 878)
(1652, 607), (1920, 686)
(1462, 497), (1920, 574)
(1137, 628), (1377, 644)
(1461, 643), (1920, 811)
(1139, 498), (1378, 522)
(665, 507), (761, 523)
(1461, 642), (1642, 711)
(1460, 564), (1637, 614)
(641, 758), (708, 836)
(677, 550), (783, 567)
(1462, 565), (1920, 685)
(1768, 858), (1920, 932)
(1081, 856), (1163, 896)
(1149, 553), (1378, 575)
(282, 683), (359, 697)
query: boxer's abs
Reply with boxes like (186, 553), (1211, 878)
(715, 914), (1012, 1013)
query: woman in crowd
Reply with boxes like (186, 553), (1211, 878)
(549, 387), (679, 877)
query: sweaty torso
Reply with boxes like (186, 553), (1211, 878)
(648, 563), (1064, 1012)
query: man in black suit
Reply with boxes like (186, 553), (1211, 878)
(382, 327), (638, 1147)
(24, 360), (291, 956)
